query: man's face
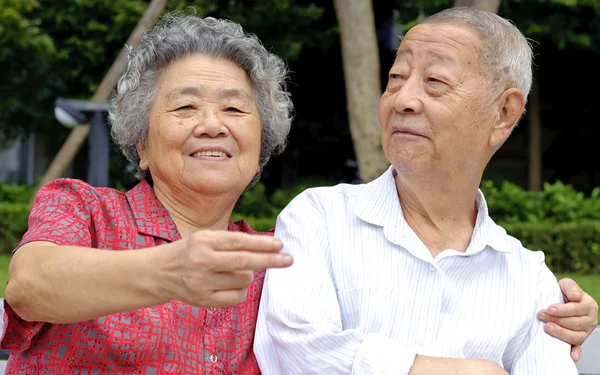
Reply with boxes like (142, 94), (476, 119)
(379, 24), (497, 177)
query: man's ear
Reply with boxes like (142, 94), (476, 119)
(489, 88), (525, 148)
(137, 144), (149, 171)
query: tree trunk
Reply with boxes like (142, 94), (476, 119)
(528, 81), (542, 191)
(29, 0), (168, 208)
(333, 0), (390, 183)
(453, 0), (501, 13)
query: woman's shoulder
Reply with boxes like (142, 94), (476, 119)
(33, 178), (129, 212)
(39, 178), (123, 196)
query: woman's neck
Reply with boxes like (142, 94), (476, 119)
(152, 182), (238, 236)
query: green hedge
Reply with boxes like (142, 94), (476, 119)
(504, 220), (600, 274)
(0, 184), (36, 253)
(0, 202), (30, 254)
(1, 180), (599, 274)
(482, 180), (600, 223)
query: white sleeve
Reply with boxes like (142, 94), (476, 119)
(254, 191), (417, 375)
(510, 258), (578, 374)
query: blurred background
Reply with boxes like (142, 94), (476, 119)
(0, 0), (598, 325)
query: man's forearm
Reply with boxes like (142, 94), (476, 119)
(5, 242), (171, 324)
(409, 356), (508, 375)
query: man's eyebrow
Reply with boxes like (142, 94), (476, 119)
(396, 49), (412, 59)
(427, 51), (456, 65)
(395, 50), (456, 65)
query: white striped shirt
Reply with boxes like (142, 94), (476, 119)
(254, 167), (578, 374)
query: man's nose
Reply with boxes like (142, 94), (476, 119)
(391, 77), (424, 114)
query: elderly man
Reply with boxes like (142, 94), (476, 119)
(254, 7), (597, 375)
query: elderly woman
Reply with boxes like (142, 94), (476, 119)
(3, 14), (293, 373)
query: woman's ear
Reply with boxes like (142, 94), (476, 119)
(137, 144), (149, 171)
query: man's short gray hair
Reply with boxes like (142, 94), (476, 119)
(420, 6), (533, 103)
(109, 13), (294, 185)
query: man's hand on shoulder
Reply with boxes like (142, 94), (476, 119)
(537, 277), (599, 361)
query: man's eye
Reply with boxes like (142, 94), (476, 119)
(428, 77), (444, 84)
(226, 107), (243, 113)
(176, 105), (194, 111)
(390, 73), (402, 80)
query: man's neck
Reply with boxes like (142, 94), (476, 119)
(152, 182), (237, 237)
(394, 169), (482, 257)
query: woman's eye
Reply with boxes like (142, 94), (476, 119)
(226, 107), (242, 113)
(176, 105), (194, 111)
(428, 77), (444, 84)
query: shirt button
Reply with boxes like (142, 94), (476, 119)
(428, 264), (436, 271)
(209, 354), (218, 363)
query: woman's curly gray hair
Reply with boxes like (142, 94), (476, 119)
(109, 13), (293, 186)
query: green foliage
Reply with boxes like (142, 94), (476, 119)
(0, 183), (35, 252)
(0, 0), (147, 142)
(173, 0), (332, 62)
(233, 177), (335, 231)
(0, 202), (30, 254)
(481, 180), (600, 224)
(233, 182), (278, 218)
(393, 0), (600, 52)
(0, 0), (328, 145)
(0, 183), (37, 204)
(505, 221), (600, 274)
(502, 0), (600, 50)
(482, 179), (600, 274)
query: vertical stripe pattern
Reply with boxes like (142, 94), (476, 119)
(254, 167), (578, 375)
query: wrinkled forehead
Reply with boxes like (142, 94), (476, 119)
(395, 24), (483, 68)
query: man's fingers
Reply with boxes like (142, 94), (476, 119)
(538, 311), (592, 332)
(545, 301), (586, 318)
(213, 251), (293, 272)
(544, 322), (589, 346)
(558, 278), (584, 302)
(571, 345), (581, 362)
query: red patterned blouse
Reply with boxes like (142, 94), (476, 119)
(1, 178), (272, 374)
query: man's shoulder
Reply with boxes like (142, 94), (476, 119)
(292, 181), (366, 205)
(486, 219), (547, 266)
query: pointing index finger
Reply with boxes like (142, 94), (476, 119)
(213, 232), (284, 253)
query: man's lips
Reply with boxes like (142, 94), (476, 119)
(391, 126), (426, 138)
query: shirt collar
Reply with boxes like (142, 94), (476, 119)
(126, 180), (181, 242)
(471, 192), (513, 254)
(126, 180), (262, 242)
(354, 166), (512, 255)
